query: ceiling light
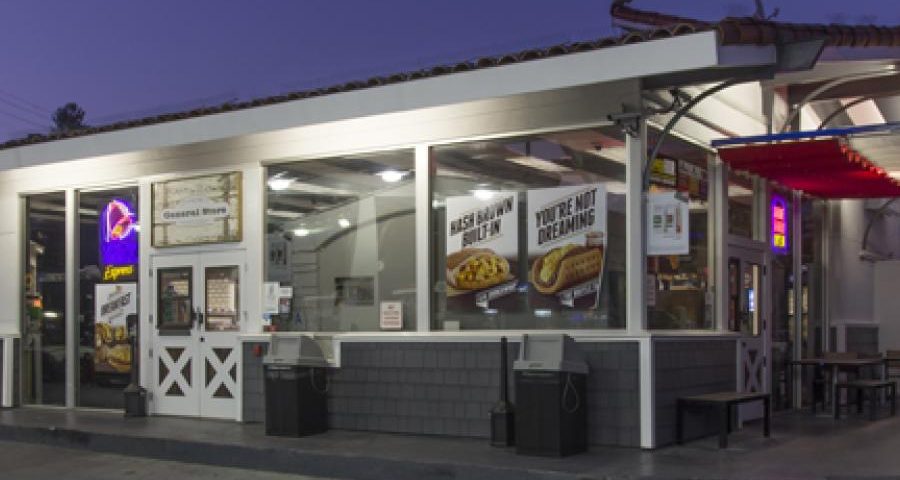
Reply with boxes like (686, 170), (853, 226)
(472, 189), (496, 201)
(377, 170), (406, 183)
(293, 228), (310, 237)
(338, 218), (351, 229)
(506, 156), (573, 173)
(267, 173), (294, 191)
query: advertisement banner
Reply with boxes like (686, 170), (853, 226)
(444, 191), (518, 308)
(99, 198), (138, 282)
(94, 283), (136, 375)
(649, 158), (676, 188)
(527, 184), (606, 308)
(647, 191), (690, 256)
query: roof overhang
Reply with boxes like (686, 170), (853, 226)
(0, 31), (776, 171)
(714, 122), (900, 198)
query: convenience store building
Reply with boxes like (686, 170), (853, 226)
(1, 5), (899, 449)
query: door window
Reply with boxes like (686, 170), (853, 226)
(157, 267), (193, 331)
(205, 266), (239, 331)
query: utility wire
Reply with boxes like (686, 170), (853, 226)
(0, 88), (51, 116)
(0, 107), (48, 130)
(0, 95), (47, 123)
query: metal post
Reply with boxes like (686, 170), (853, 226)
(414, 144), (431, 332)
(625, 118), (646, 333)
(65, 188), (77, 407)
(792, 191), (803, 409)
(712, 156), (728, 332)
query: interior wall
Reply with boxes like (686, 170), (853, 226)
(875, 261), (900, 351)
(827, 200), (875, 326)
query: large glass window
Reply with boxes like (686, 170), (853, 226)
(264, 150), (415, 331)
(646, 129), (711, 330)
(431, 127), (627, 330)
(78, 187), (139, 409)
(23, 192), (67, 405)
(728, 171), (755, 238)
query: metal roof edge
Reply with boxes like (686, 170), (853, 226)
(711, 121), (900, 147)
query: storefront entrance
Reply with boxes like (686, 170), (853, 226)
(728, 238), (770, 421)
(150, 251), (244, 419)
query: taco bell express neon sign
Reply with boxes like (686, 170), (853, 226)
(99, 198), (138, 274)
(770, 195), (788, 255)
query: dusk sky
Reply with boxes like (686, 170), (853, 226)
(0, 0), (894, 141)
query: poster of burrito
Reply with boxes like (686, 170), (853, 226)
(444, 191), (518, 309)
(527, 184), (606, 308)
(94, 283), (136, 374)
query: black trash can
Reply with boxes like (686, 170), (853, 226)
(513, 334), (588, 457)
(263, 335), (330, 437)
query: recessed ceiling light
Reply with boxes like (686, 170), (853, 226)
(472, 189), (496, 201)
(293, 228), (310, 237)
(338, 218), (351, 228)
(267, 173), (294, 191)
(377, 170), (406, 183)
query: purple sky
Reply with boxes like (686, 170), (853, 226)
(0, 0), (894, 141)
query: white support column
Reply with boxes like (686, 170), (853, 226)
(712, 155), (728, 333)
(415, 144), (431, 332)
(792, 191), (803, 408)
(639, 336), (655, 449)
(625, 120), (647, 334)
(65, 188), (77, 407)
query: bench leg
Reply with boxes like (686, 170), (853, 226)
(857, 388), (864, 414)
(763, 396), (771, 438)
(676, 399), (684, 445)
(834, 386), (841, 420)
(718, 404), (729, 449)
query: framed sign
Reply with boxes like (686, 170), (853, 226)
(152, 171), (242, 247)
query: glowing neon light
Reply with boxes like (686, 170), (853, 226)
(770, 195), (789, 255)
(99, 198), (138, 272)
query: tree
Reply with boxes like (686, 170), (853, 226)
(51, 102), (87, 132)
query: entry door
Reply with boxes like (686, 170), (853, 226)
(729, 241), (770, 421)
(151, 251), (244, 419)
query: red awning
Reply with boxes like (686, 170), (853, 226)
(717, 138), (900, 198)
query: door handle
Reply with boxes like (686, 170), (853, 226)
(193, 307), (204, 328)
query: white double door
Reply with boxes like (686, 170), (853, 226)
(729, 238), (770, 421)
(150, 251), (245, 419)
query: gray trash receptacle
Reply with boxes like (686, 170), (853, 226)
(263, 335), (329, 436)
(513, 334), (588, 456)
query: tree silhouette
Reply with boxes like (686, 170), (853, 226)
(51, 102), (87, 132)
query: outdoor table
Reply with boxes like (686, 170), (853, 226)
(792, 357), (886, 415)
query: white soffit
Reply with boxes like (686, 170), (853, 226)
(0, 31), (776, 171)
(850, 133), (900, 172)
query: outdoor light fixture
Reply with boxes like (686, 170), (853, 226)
(473, 189), (496, 201)
(267, 172), (294, 191)
(338, 218), (351, 228)
(376, 170), (406, 183)
(293, 227), (310, 237)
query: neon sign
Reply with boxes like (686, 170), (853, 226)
(770, 195), (789, 255)
(99, 198), (138, 279)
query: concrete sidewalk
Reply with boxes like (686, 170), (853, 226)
(0, 407), (898, 479)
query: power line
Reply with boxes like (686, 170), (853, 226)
(0, 107), (47, 130)
(0, 95), (47, 123)
(0, 88), (51, 116)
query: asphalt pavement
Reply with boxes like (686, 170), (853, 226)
(0, 440), (333, 480)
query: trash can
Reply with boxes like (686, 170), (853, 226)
(264, 335), (329, 436)
(513, 334), (588, 456)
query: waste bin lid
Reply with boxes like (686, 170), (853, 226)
(263, 334), (329, 367)
(513, 334), (588, 374)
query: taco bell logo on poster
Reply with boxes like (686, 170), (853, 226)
(527, 184), (606, 252)
(445, 192), (518, 255)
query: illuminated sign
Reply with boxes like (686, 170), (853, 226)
(770, 195), (789, 255)
(99, 198), (138, 281)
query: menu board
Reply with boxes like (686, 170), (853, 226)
(444, 191), (518, 309)
(95, 283), (136, 374)
(526, 184), (606, 308)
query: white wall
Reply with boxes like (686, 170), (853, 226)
(827, 200), (875, 325)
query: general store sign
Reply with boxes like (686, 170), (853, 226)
(152, 172), (242, 247)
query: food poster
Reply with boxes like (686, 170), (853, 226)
(647, 191), (690, 256)
(527, 184), (606, 308)
(444, 191), (519, 309)
(94, 283), (136, 374)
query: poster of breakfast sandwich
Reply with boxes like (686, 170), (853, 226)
(94, 283), (136, 374)
(527, 184), (606, 308)
(445, 191), (519, 309)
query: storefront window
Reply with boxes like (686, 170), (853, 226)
(78, 187), (139, 409)
(431, 127), (627, 330)
(646, 154), (711, 330)
(264, 150), (415, 331)
(23, 192), (67, 405)
(728, 171), (755, 238)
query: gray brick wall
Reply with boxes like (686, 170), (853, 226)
(654, 339), (736, 447)
(242, 339), (641, 447)
(241, 342), (269, 422)
(846, 325), (879, 355)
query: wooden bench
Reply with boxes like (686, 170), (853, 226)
(677, 392), (770, 448)
(834, 380), (896, 420)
